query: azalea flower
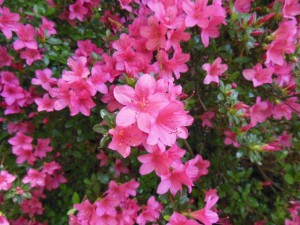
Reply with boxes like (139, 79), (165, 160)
(202, 57), (228, 85)
(0, 170), (16, 191)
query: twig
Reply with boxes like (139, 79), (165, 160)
(183, 139), (194, 156)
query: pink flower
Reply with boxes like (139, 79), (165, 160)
(183, 0), (209, 28)
(101, 85), (123, 112)
(190, 195), (219, 225)
(0, 215), (9, 225)
(166, 25), (191, 50)
(138, 146), (172, 176)
(21, 196), (44, 217)
(167, 212), (200, 225)
(140, 16), (167, 51)
(234, 0), (253, 13)
(62, 57), (90, 83)
(13, 24), (37, 50)
(34, 138), (53, 159)
(147, 1), (183, 29)
(224, 131), (240, 148)
(283, 0), (300, 18)
(32, 68), (57, 91)
(0, 7), (20, 39)
(119, 0), (133, 12)
(200, 16), (226, 47)
(266, 20), (297, 66)
(0, 46), (13, 68)
(69, 0), (88, 21)
(0, 170), (16, 191)
(243, 63), (273, 87)
(69, 89), (95, 116)
(136, 196), (162, 225)
(37, 16), (57, 38)
(157, 162), (195, 195)
(202, 57), (228, 85)
(97, 150), (108, 167)
(0, 84), (25, 105)
(74, 200), (98, 225)
(22, 168), (46, 188)
(20, 48), (42, 65)
(186, 155), (210, 181)
(249, 97), (273, 126)
(199, 111), (215, 128)
(108, 124), (144, 158)
(278, 131), (292, 148)
(147, 102), (193, 147)
(86, 64), (110, 94)
(95, 196), (119, 217)
(114, 159), (129, 177)
(35, 93), (55, 112)
(114, 74), (169, 132)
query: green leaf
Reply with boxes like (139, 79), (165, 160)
(284, 174), (294, 184)
(72, 192), (80, 204)
(47, 38), (63, 45)
(67, 208), (76, 215)
(99, 135), (110, 148)
(93, 124), (108, 134)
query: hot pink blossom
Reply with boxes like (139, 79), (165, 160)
(147, 102), (193, 147)
(0, 46), (13, 68)
(249, 97), (273, 126)
(0, 170), (16, 191)
(37, 16), (57, 38)
(62, 57), (90, 83)
(283, 0), (300, 18)
(13, 24), (37, 50)
(20, 48), (42, 65)
(234, 0), (253, 13)
(138, 146), (172, 176)
(35, 93), (55, 112)
(74, 200), (98, 225)
(97, 150), (108, 167)
(69, 0), (88, 21)
(0, 7), (20, 39)
(34, 138), (53, 159)
(157, 162), (195, 195)
(202, 57), (228, 85)
(147, 1), (184, 29)
(140, 16), (167, 51)
(168, 212), (200, 225)
(136, 196), (162, 225)
(186, 155), (210, 181)
(0, 215), (9, 225)
(114, 159), (129, 177)
(166, 25), (191, 50)
(224, 131), (240, 148)
(95, 196), (119, 217)
(69, 89), (96, 116)
(199, 111), (215, 128)
(243, 63), (273, 87)
(114, 74), (169, 132)
(101, 85), (123, 112)
(190, 194), (219, 225)
(0, 84), (25, 105)
(108, 124), (144, 158)
(22, 168), (46, 188)
(21, 196), (44, 217)
(32, 68), (57, 91)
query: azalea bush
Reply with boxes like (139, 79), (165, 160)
(0, 0), (300, 224)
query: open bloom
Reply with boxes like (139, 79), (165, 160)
(108, 124), (144, 158)
(190, 195), (219, 225)
(202, 57), (228, 85)
(243, 63), (274, 87)
(114, 74), (169, 132)
(0, 170), (16, 191)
